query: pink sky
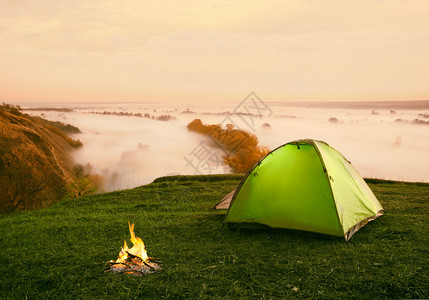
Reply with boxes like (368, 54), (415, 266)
(1, 0), (428, 103)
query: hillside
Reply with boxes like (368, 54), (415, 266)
(0, 105), (80, 212)
(0, 175), (427, 299)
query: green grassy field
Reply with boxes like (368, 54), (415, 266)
(0, 175), (428, 299)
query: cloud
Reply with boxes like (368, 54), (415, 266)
(0, 0), (429, 102)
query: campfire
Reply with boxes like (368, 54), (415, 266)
(105, 223), (161, 276)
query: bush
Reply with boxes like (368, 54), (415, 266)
(65, 164), (104, 198)
(0, 103), (22, 116)
(328, 117), (338, 124)
(43, 124), (83, 148)
(65, 177), (98, 198)
(187, 119), (270, 173)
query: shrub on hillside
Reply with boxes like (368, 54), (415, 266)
(43, 125), (82, 148)
(1, 103), (22, 116)
(30, 116), (81, 134)
(65, 164), (104, 198)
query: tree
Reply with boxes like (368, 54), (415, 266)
(187, 119), (270, 173)
(64, 163), (104, 198)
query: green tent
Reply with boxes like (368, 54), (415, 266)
(222, 139), (384, 241)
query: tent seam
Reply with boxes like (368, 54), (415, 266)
(310, 140), (345, 239)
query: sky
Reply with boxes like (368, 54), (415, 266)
(1, 0), (428, 103)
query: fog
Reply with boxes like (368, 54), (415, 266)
(27, 101), (429, 190)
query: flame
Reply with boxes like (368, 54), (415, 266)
(115, 222), (148, 263)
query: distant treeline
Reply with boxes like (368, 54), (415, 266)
(88, 110), (176, 121)
(395, 118), (429, 125)
(24, 107), (74, 112)
(187, 119), (270, 173)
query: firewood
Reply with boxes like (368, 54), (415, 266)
(142, 260), (156, 270)
(123, 269), (141, 276)
(105, 252), (161, 276)
(125, 251), (144, 263)
(147, 257), (162, 263)
(105, 262), (127, 268)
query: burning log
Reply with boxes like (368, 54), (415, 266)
(106, 223), (161, 276)
(126, 251), (157, 271)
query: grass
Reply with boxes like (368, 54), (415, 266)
(0, 174), (428, 299)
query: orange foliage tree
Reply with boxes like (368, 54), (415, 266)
(187, 119), (270, 173)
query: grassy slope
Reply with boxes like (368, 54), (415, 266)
(0, 175), (427, 299)
(0, 110), (77, 212)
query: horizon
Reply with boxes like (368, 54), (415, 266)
(10, 99), (429, 111)
(4, 96), (429, 105)
(1, 0), (429, 103)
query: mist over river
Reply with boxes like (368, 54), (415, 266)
(23, 100), (429, 190)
